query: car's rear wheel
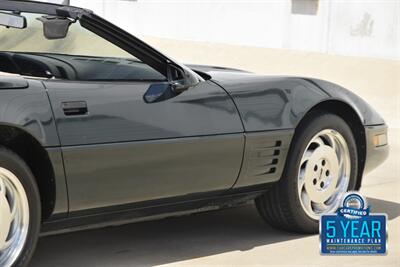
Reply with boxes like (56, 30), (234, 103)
(0, 148), (40, 267)
(256, 112), (358, 233)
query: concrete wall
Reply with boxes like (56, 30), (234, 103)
(72, 0), (400, 60)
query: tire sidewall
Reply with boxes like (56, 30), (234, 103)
(0, 149), (41, 267)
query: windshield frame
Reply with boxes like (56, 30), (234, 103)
(0, 0), (177, 79)
(0, 0), (202, 86)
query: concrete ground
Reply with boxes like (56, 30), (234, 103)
(30, 41), (399, 266)
(30, 130), (399, 267)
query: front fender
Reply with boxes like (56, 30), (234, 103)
(306, 78), (385, 126)
(211, 72), (385, 132)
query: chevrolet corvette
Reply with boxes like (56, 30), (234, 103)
(0, 1), (389, 266)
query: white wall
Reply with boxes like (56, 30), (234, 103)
(71, 0), (400, 60)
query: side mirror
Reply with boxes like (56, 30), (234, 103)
(143, 83), (177, 104)
(167, 64), (203, 93)
(37, 16), (73, 40)
(144, 65), (203, 103)
(0, 12), (27, 29)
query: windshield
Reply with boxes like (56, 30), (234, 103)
(0, 12), (132, 58)
(0, 12), (166, 81)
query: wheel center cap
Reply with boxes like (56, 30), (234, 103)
(304, 145), (339, 203)
(0, 192), (12, 250)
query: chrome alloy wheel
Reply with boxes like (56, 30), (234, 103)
(0, 167), (30, 267)
(298, 129), (351, 220)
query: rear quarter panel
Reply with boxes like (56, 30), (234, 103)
(0, 79), (59, 146)
(0, 78), (68, 217)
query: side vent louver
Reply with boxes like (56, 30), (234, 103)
(234, 130), (294, 188)
(251, 140), (282, 176)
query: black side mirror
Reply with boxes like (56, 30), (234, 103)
(37, 16), (73, 40)
(0, 12), (26, 29)
(143, 83), (177, 104)
(144, 65), (203, 103)
(167, 64), (202, 93)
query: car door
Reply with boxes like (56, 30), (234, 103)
(42, 13), (244, 213)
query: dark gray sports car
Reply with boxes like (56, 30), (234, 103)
(0, 1), (389, 266)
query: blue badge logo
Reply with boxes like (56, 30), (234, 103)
(320, 191), (387, 255)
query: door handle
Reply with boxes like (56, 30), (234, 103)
(62, 101), (88, 116)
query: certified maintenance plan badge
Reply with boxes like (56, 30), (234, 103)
(320, 192), (387, 255)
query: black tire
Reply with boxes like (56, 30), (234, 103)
(0, 147), (41, 267)
(255, 112), (358, 233)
